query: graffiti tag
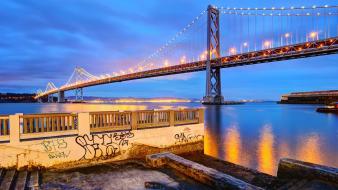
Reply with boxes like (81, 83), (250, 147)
(41, 139), (70, 159)
(75, 131), (134, 160)
(174, 132), (203, 144)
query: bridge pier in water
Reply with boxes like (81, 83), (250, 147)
(58, 91), (65, 103)
(47, 95), (54, 103)
(202, 5), (224, 105)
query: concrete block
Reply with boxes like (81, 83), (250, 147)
(146, 152), (263, 190)
(9, 114), (22, 145)
(78, 112), (90, 135)
(277, 158), (338, 184)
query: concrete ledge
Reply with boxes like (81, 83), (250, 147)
(20, 130), (78, 140)
(277, 158), (338, 184)
(146, 152), (263, 190)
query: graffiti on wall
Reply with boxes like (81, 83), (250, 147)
(174, 127), (203, 144)
(41, 138), (70, 159)
(75, 131), (134, 160)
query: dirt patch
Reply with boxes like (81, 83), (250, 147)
(41, 162), (212, 190)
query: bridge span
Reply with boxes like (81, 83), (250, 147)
(35, 5), (338, 104)
(36, 37), (338, 101)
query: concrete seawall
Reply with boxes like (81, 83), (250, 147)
(0, 124), (204, 169)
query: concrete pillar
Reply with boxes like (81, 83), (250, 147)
(9, 113), (23, 145)
(48, 95), (53, 103)
(78, 112), (90, 135)
(198, 109), (204, 124)
(131, 111), (138, 130)
(58, 91), (65, 103)
(169, 110), (175, 127)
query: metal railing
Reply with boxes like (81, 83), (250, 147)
(1, 109), (203, 138)
(89, 109), (202, 132)
(137, 110), (170, 129)
(0, 115), (9, 136)
(90, 111), (131, 132)
(20, 113), (78, 134)
(174, 109), (199, 125)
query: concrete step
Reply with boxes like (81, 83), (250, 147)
(27, 170), (40, 190)
(277, 179), (309, 190)
(15, 170), (28, 190)
(0, 169), (5, 185)
(0, 170), (17, 190)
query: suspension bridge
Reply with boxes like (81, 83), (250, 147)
(35, 4), (338, 104)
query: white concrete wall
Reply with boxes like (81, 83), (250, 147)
(0, 124), (204, 169)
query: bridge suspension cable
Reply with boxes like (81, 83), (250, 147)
(64, 67), (98, 87)
(45, 82), (57, 92)
(219, 4), (338, 56)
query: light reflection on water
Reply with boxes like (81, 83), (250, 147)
(203, 103), (338, 175)
(0, 102), (337, 175)
(257, 125), (275, 175)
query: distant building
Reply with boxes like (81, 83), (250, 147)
(0, 93), (37, 103)
(280, 90), (338, 104)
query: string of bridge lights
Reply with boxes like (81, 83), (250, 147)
(220, 11), (338, 16)
(218, 5), (338, 11)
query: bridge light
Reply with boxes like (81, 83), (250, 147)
(164, 60), (170, 67)
(263, 40), (272, 49)
(284, 33), (290, 38)
(229, 47), (237, 55)
(180, 56), (186, 64)
(309, 31), (318, 41)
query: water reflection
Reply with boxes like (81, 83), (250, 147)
(1, 102), (337, 176)
(223, 124), (242, 165)
(297, 133), (323, 165)
(204, 105), (223, 158)
(257, 124), (276, 175)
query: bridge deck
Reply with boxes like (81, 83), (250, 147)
(36, 37), (338, 99)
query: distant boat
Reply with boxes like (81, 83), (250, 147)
(316, 102), (338, 113)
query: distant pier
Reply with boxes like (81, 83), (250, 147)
(279, 90), (338, 104)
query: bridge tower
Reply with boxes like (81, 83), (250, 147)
(202, 5), (224, 105)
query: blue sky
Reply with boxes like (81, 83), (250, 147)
(0, 0), (337, 100)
